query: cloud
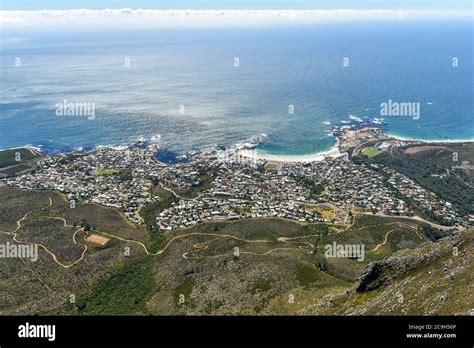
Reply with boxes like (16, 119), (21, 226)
(0, 9), (470, 30)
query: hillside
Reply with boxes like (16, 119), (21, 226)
(361, 142), (474, 216)
(0, 186), (471, 315)
(306, 228), (473, 315)
(0, 148), (42, 178)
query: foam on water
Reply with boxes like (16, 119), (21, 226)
(0, 21), (472, 156)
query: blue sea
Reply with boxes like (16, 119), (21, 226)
(1, 20), (473, 155)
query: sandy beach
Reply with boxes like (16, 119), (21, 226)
(239, 142), (343, 163)
(238, 129), (474, 164)
(388, 133), (474, 144)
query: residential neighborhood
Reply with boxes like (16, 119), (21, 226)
(1, 129), (469, 231)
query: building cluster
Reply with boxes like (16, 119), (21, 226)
(1, 138), (467, 230)
(2, 144), (162, 224)
(156, 198), (325, 231)
(383, 167), (463, 224)
(278, 155), (405, 213)
(155, 157), (331, 230)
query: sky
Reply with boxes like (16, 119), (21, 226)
(1, 0), (473, 11)
(1, 1), (471, 32)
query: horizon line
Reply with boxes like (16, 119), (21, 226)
(2, 9), (471, 29)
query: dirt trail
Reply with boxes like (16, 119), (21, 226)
(0, 195), (429, 269)
(96, 230), (299, 258)
(370, 224), (423, 252)
(370, 229), (396, 252)
(0, 197), (89, 269)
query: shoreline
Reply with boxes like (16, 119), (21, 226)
(251, 148), (343, 163)
(387, 132), (474, 144)
(0, 145), (43, 152)
(2, 130), (474, 162)
(245, 139), (343, 163)
(239, 129), (474, 163)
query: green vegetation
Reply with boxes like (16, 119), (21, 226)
(300, 178), (325, 197)
(17, 217), (86, 263)
(310, 183), (325, 196)
(315, 214), (430, 281)
(0, 187), (61, 231)
(361, 148), (382, 158)
(173, 277), (194, 307)
(73, 256), (155, 315)
(345, 230), (473, 315)
(0, 186), (153, 315)
(366, 144), (474, 216)
(264, 162), (279, 172)
(95, 168), (119, 176)
(141, 186), (179, 252)
(1, 186), (471, 316)
(419, 223), (451, 242)
(118, 168), (133, 180)
(0, 148), (40, 177)
(296, 264), (320, 289)
(141, 187), (178, 228)
(0, 164), (30, 174)
(0, 148), (37, 168)
(251, 279), (273, 294)
(177, 174), (214, 199)
(181, 217), (321, 241)
(148, 230), (167, 254)
(62, 202), (145, 240)
(58, 153), (86, 165)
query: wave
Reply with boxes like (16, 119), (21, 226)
(348, 114), (363, 122)
(388, 132), (474, 143)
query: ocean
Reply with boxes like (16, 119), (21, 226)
(1, 20), (473, 156)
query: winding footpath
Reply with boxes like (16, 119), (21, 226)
(0, 195), (436, 269)
(97, 229), (315, 259)
(370, 224), (423, 253)
(0, 197), (88, 269)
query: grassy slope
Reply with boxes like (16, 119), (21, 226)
(144, 216), (433, 315)
(66, 256), (156, 315)
(0, 187), (145, 315)
(311, 229), (473, 315)
(0, 148), (37, 168)
(0, 186), (468, 315)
